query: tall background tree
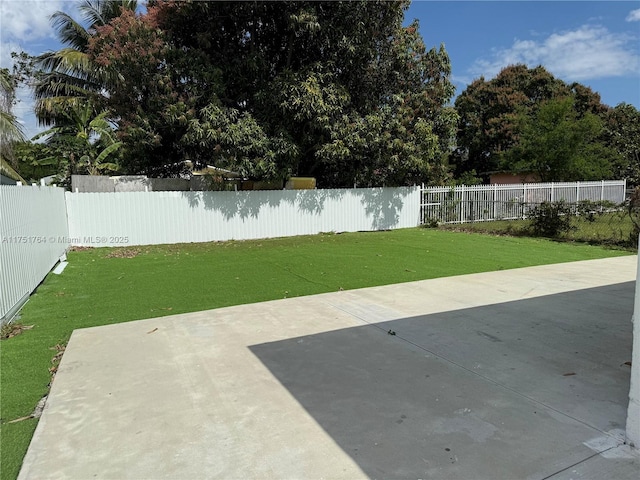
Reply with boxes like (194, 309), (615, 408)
(0, 68), (28, 182)
(88, 0), (457, 186)
(602, 103), (640, 186)
(10, 0), (136, 183)
(452, 65), (568, 179)
(452, 64), (632, 183)
(0, 69), (25, 163)
(20, 0), (138, 125)
(504, 97), (614, 182)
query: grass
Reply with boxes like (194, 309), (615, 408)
(439, 211), (637, 248)
(0, 227), (632, 479)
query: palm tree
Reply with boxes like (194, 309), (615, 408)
(31, 0), (137, 125)
(33, 100), (123, 178)
(0, 68), (26, 175)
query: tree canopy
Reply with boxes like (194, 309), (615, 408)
(452, 64), (635, 183)
(504, 97), (614, 182)
(87, 0), (457, 186)
(0, 68), (25, 164)
(18, 0), (138, 125)
(10, 2), (639, 188)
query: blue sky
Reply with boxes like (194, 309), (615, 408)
(1, 0), (639, 140)
(406, 1), (640, 107)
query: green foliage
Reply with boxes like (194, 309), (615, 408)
(183, 105), (298, 180)
(452, 65), (622, 182)
(528, 201), (575, 237)
(505, 97), (613, 182)
(450, 170), (483, 186)
(603, 103), (640, 186)
(0, 68), (25, 166)
(13, 1), (138, 126)
(25, 101), (122, 186)
(88, 0), (456, 185)
(453, 65), (569, 177)
(13, 142), (60, 181)
(441, 210), (635, 249)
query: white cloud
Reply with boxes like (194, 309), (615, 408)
(0, 1), (76, 138)
(0, 0), (67, 42)
(469, 25), (640, 81)
(626, 8), (640, 22)
(0, 39), (22, 69)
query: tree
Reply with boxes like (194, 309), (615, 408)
(602, 103), (640, 186)
(16, 0), (137, 125)
(504, 97), (613, 182)
(32, 100), (122, 185)
(88, 0), (457, 186)
(0, 68), (26, 166)
(453, 64), (572, 178)
(11, 142), (59, 182)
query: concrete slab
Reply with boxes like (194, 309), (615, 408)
(19, 256), (640, 479)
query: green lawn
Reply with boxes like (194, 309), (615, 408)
(440, 211), (636, 247)
(0, 228), (632, 479)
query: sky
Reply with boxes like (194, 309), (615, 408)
(1, 0), (639, 140)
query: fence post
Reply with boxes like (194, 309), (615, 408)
(460, 184), (465, 223)
(420, 183), (425, 224)
(522, 183), (527, 218)
(493, 183), (497, 219)
(551, 182), (554, 202)
(576, 181), (580, 203)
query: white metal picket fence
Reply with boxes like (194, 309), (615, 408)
(0, 185), (69, 323)
(421, 180), (627, 224)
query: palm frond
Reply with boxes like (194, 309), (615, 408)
(0, 156), (28, 183)
(95, 141), (122, 164)
(33, 1), (138, 127)
(0, 110), (26, 142)
(0, 68), (14, 93)
(50, 12), (90, 51)
(34, 49), (94, 79)
(80, 0), (139, 32)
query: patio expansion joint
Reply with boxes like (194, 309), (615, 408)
(324, 299), (619, 441)
(540, 446), (618, 480)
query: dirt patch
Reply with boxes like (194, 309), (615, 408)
(104, 248), (141, 259)
(70, 246), (93, 252)
(1, 322), (33, 340)
(49, 344), (66, 376)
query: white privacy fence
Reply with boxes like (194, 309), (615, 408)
(0, 186), (69, 323)
(65, 187), (421, 247)
(421, 180), (627, 224)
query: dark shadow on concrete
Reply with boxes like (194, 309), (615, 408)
(249, 282), (634, 479)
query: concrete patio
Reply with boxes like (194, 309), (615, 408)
(19, 256), (640, 479)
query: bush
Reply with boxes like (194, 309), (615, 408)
(528, 201), (575, 237)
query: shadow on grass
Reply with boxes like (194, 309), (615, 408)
(250, 282), (634, 479)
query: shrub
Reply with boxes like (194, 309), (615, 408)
(528, 201), (575, 237)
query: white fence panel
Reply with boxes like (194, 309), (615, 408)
(0, 186), (69, 323)
(421, 180), (626, 224)
(66, 186), (421, 247)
